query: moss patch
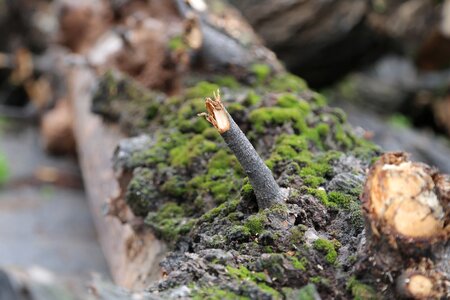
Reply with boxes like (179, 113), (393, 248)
(0, 152), (9, 185)
(145, 203), (195, 241)
(346, 276), (378, 300)
(192, 287), (249, 300)
(314, 238), (338, 265)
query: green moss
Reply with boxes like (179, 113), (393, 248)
(0, 152), (9, 185)
(225, 265), (282, 298)
(312, 92), (327, 107)
(346, 276), (377, 300)
(251, 64), (271, 83)
(202, 127), (220, 140)
(169, 135), (218, 167)
(145, 203), (195, 241)
(315, 123), (330, 136)
(309, 276), (330, 286)
(269, 73), (307, 92)
(299, 163), (331, 188)
(187, 150), (243, 205)
(352, 137), (381, 160)
(178, 117), (209, 134)
(244, 214), (267, 235)
(199, 197), (241, 223)
(298, 284), (319, 300)
(214, 76), (240, 89)
(226, 265), (267, 282)
(244, 90), (262, 106)
(313, 238), (338, 265)
(186, 81), (220, 99)
(227, 225), (251, 241)
(249, 107), (308, 133)
(192, 287), (249, 300)
(277, 93), (310, 113)
(305, 188), (331, 207)
(327, 191), (355, 209)
(241, 182), (256, 202)
(227, 102), (245, 114)
(290, 256), (308, 271)
(334, 122), (353, 149)
(257, 283), (281, 299)
(161, 175), (187, 198)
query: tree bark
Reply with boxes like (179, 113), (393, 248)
(201, 92), (287, 209)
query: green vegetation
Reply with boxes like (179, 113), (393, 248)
(145, 203), (195, 241)
(314, 238), (338, 265)
(226, 266), (281, 299)
(298, 284), (319, 300)
(388, 114), (412, 128)
(192, 287), (249, 300)
(347, 276), (378, 300)
(244, 213), (267, 235)
(290, 256), (308, 271)
(0, 153), (8, 185)
(251, 64), (271, 83)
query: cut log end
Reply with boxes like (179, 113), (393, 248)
(396, 267), (446, 299)
(363, 152), (449, 245)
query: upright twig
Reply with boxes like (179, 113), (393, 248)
(200, 90), (286, 209)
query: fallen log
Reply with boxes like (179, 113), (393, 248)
(68, 67), (166, 290)
(43, 0), (449, 298)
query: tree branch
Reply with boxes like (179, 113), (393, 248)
(200, 90), (286, 209)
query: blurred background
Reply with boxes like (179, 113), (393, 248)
(0, 0), (449, 298)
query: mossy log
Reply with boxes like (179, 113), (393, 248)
(56, 0), (449, 299)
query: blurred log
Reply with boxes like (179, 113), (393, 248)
(230, 0), (446, 87)
(68, 66), (167, 290)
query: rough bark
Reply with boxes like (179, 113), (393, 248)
(201, 92), (286, 209)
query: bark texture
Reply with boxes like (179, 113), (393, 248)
(202, 93), (286, 209)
